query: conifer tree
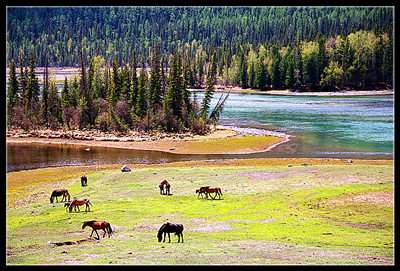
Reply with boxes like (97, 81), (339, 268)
(163, 50), (183, 120)
(148, 42), (162, 113)
(40, 57), (49, 126)
(7, 59), (19, 125)
(200, 51), (217, 121)
(136, 58), (148, 118)
(130, 49), (139, 111)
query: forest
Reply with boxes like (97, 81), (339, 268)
(6, 6), (394, 133)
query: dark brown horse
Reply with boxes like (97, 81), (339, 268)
(196, 186), (209, 198)
(81, 176), (88, 187)
(157, 222), (184, 243)
(197, 186), (223, 199)
(50, 189), (70, 203)
(159, 180), (171, 195)
(82, 220), (113, 240)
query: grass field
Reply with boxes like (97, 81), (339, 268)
(6, 160), (394, 265)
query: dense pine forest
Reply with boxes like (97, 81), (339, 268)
(7, 6), (394, 133)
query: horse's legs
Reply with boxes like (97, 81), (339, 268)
(102, 229), (107, 238)
(77, 205), (80, 212)
(168, 232), (171, 243)
(162, 232), (166, 242)
(181, 232), (184, 243)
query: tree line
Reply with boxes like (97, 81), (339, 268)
(7, 7), (393, 67)
(7, 43), (227, 134)
(7, 27), (393, 133)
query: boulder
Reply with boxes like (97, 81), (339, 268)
(121, 165), (131, 172)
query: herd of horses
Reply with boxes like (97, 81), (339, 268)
(49, 175), (223, 242)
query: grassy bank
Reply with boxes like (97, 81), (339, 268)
(6, 159), (394, 264)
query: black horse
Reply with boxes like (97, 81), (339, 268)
(157, 222), (184, 243)
(81, 176), (88, 187)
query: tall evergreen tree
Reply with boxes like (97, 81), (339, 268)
(136, 58), (148, 118)
(40, 57), (49, 126)
(163, 50), (183, 120)
(200, 51), (217, 121)
(148, 42), (162, 113)
(130, 49), (139, 111)
(7, 59), (19, 125)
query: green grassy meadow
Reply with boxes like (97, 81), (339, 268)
(6, 163), (394, 264)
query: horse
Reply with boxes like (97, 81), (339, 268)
(159, 180), (171, 195)
(159, 181), (165, 195)
(81, 176), (88, 187)
(69, 197), (92, 212)
(157, 222), (184, 243)
(196, 187), (209, 198)
(82, 220), (113, 240)
(198, 186), (223, 199)
(165, 181), (171, 195)
(50, 189), (70, 203)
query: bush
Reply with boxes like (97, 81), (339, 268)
(95, 112), (109, 131)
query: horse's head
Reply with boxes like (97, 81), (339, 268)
(195, 189), (199, 194)
(65, 189), (71, 201)
(50, 197), (54, 203)
(157, 223), (167, 242)
(82, 222), (87, 229)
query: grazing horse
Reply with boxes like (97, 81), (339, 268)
(159, 180), (171, 195)
(157, 222), (184, 243)
(196, 187), (209, 198)
(198, 186), (223, 199)
(69, 197), (92, 212)
(82, 220), (113, 240)
(81, 176), (88, 187)
(50, 189), (70, 203)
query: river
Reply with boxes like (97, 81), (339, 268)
(7, 92), (393, 172)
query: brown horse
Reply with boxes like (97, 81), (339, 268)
(196, 187), (209, 198)
(157, 222), (184, 243)
(82, 220), (113, 240)
(197, 186), (223, 199)
(159, 180), (171, 195)
(50, 189), (70, 203)
(69, 197), (92, 212)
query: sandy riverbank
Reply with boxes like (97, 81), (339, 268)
(208, 86), (394, 96)
(7, 126), (290, 155)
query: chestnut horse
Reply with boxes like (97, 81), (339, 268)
(196, 187), (209, 198)
(197, 186), (223, 199)
(82, 220), (113, 239)
(69, 197), (92, 212)
(50, 189), (70, 203)
(157, 222), (184, 243)
(159, 180), (171, 195)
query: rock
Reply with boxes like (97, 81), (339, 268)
(301, 163), (308, 166)
(287, 164), (293, 167)
(346, 160), (353, 163)
(121, 165), (131, 172)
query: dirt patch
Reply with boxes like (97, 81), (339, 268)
(189, 218), (233, 233)
(57, 253), (103, 264)
(48, 238), (97, 247)
(351, 190), (393, 206)
(235, 171), (288, 181)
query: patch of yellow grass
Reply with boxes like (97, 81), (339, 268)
(173, 134), (285, 154)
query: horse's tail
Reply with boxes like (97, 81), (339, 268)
(107, 222), (113, 236)
(87, 199), (93, 206)
(219, 188), (223, 196)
